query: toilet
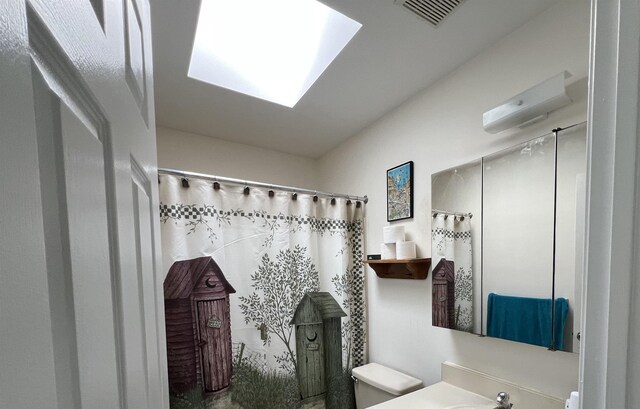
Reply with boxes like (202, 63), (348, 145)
(351, 363), (423, 408)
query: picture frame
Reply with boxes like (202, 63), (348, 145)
(387, 161), (414, 222)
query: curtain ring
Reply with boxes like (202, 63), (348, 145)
(331, 196), (336, 206)
(292, 192), (298, 201)
(213, 177), (220, 190)
(181, 177), (189, 188)
(313, 191), (318, 202)
(356, 201), (361, 208)
(243, 183), (250, 195)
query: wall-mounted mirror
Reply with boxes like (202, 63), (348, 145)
(431, 161), (482, 334)
(554, 124), (587, 352)
(431, 123), (586, 352)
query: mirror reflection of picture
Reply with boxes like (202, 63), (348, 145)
(430, 123), (587, 352)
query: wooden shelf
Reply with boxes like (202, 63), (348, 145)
(364, 258), (432, 280)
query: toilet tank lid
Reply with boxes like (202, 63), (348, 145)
(351, 363), (423, 396)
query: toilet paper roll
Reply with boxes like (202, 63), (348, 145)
(396, 240), (417, 259)
(383, 226), (405, 243)
(381, 243), (396, 260)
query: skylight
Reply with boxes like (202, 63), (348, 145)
(188, 0), (362, 108)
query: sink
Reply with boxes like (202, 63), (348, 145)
(368, 381), (496, 408)
(443, 405), (495, 409)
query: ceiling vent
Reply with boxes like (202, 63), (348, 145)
(395, 0), (465, 27)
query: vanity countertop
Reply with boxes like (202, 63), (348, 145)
(369, 381), (494, 409)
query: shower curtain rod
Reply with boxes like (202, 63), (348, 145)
(158, 168), (369, 204)
(432, 209), (473, 218)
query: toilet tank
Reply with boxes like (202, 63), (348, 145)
(351, 363), (423, 408)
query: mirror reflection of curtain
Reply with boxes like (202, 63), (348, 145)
(431, 215), (473, 332)
(159, 174), (366, 409)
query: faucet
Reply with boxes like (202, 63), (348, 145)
(495, 392), (512, 409)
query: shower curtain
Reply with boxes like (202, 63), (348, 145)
(159, 174), (366, 409)
(431, 215), (473, 332)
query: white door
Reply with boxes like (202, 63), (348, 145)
(0, 1), (168, 409)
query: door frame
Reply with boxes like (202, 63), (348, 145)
(581, 0), (640, 407)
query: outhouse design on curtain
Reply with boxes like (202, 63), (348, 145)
(159, 174), (367, 409)
(431, 215), (473, 332)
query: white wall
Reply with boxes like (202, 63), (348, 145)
(318, 0), (589, 399)
(156, 126), (319, 188)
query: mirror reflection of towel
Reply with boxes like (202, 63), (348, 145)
(486, 293), (569, 350)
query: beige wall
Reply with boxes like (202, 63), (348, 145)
(156, 126), (319, 188)
(318, 0), (589, 399)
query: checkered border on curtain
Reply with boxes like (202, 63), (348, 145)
(347, 219), (366, 367)
(160, 204), (351, 229)
(432, 227), (471, 240)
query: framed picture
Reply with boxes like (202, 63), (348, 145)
(387, 161), (414, 222)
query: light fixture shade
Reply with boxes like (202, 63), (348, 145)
(483, 71), (572, 134)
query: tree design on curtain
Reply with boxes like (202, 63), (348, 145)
(239, 245), (319, 374)
(332, 266), (356, 365)
(454, 266), (473, 332)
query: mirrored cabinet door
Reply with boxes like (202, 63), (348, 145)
(482, 133), (556, 347)
(431, 123), (587, 353)
(431, 161), (482, 334)
(554, 123), (587, 352)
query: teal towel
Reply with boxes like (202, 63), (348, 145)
(486, 293), (569, 350)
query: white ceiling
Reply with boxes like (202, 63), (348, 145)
(151, 0), (560, 158)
